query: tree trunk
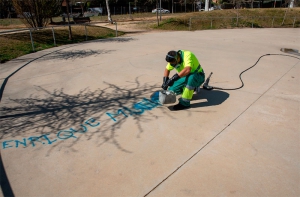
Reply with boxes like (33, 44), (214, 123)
(105, 0), (113, 24)
(156, 1), (159, 26)
(66, 0), (73, 40)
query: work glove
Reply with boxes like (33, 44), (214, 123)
(162, 76), (169, 85)
(161, 74), (180, 90)
(161, 76), (169, 90)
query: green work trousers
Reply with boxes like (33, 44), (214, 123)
(169, 71), (205, 106)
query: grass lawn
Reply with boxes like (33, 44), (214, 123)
(150, 8), (300, 30)
(0, 25), (123, 63)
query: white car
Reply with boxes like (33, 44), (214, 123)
(152, 8), (170, 14)
(84, 7), (103, 17)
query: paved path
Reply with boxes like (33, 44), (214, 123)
(93, 20), (159, 34)
(0, 28), (299, 197)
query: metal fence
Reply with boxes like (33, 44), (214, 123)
(0, 23), (118, 52)
(1, 16), (299, 53)
(189, 16), (299, 30)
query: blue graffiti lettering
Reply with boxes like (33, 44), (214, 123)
(2, 140), (14, 149)
(70, 125), (87, 133)
(124, 98), (161, 116)
(106, 109), (128, 122)
(134, 103), (151, 110)
(134, 98), (160, 110)
(28, 136), (45, 147)
(123, 106), (144, 115)
(15, 139), (27, 148)
(57, 130), (77, 140)
(84, 117), (100, 127)
(1, 96), (161, 150)
(42, 134), (58, 145)
(143, 98), (161, 108)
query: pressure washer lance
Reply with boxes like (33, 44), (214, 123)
(203, 72), (214, 90)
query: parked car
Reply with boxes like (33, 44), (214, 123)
(214, 5), (223, 10)
(61, 13), (81, 18)
(152, 8), (170, 14)
(84, 7), (102, 17)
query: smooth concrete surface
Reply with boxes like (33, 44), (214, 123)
(0, 28), (299, 197)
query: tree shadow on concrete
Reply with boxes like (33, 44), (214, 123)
(0, 78), (171, 155)
(1, 37), (137, 100)
(0, 153), (14, 197)
(2, 37), (135, 64)
(92, 37), (137, 43)
(39, 49), (115, 61)
(0, 48), (115, 102)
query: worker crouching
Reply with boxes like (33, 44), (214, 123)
(162, 50), (205, 110)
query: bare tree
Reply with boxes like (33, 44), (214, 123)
(66, 0), (73, 40)
(12, 0), (62, 28)
(106, 0), (113, 24)
(50, 0), (63, 23)
(227, 0), (248, 8)
(0, 0), (13, 18)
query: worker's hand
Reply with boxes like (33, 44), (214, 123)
(167, 74), (180, 86)
(162, 84), (168, 90)
(161, 76), (169, 90)
(163, 76), (169, 84)
(162, 74), (180, 90)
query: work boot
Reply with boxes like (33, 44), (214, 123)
(194, 87), (201, 94)
(173, 103), (190, 110)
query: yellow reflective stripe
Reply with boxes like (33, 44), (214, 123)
(182, 87), (194, 100)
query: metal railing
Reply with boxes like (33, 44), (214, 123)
(0, 22), (118, 52)
(189, 16), (299, 30)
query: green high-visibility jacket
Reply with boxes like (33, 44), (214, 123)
(166, 50), (203, 73)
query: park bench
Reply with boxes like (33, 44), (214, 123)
(73, 17), (91, 24)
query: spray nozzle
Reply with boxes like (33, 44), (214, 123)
(203, 72), (214, 90)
